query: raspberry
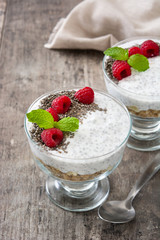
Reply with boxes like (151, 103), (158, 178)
(140, 40), (159, 58)
(74, 87), (94, 104)
(46, 107), (59, 121)
(51, 95), (71, 114)
(41, 128), (63, 147)
(112, 60), (131, 80)
(128, 46), (141, 57)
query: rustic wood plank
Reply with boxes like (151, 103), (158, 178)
(0, 0), (159, 240)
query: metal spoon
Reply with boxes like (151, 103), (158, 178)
(98, 157), (160, 223)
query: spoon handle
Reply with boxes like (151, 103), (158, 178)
(126, 157), (160, 202)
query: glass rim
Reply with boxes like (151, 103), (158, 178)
(24, 87), (132, 162)
(103, 36), (160, 99)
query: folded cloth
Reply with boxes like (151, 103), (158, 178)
(44, 0), (160, 51)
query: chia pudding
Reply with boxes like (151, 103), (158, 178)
(25, 88), (131, 181)
(103, 37), (160, 118)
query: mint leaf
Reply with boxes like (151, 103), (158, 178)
(127, 54), (149, 71)
(104, 47), (129, 61)
(26, 109), (54, 129)
(54, 117), (79, 132)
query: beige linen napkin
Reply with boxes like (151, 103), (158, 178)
(44, 0), (160, 51)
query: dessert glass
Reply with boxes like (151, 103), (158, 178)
(103, 36), (160, 151)
(24, 88), (131, 212)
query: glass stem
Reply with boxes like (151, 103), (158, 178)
(59, 180), (98, 198)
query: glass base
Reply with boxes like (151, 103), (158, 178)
(127, 135), (160, 151)
(46, 176), (110, 212)
(127, 117), (160, 151)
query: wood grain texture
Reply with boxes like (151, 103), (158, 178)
(0, 0), (6, 42)
(0, 0), (159, 239)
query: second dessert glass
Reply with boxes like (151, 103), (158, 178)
(103, 36), (160, 151)
(24, 88), (131, 212)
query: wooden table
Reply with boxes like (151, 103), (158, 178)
(0, 0), (159, 239)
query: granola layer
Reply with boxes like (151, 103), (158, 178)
(127, 106), (160, 118)
(38, 158), (113, 181)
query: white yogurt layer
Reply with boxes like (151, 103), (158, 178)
(118, 56), (160, 96)
(26, 90), (131, 175)
(104, 38), (160, 112)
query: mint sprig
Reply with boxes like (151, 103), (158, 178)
(26, 109), (79, 132)
(104, 46), (150, 72)
(54, 117), (79, 132)
(127, 54), (149, 71)
(26, 109), (54, 129)
(104, 47), (129, 61)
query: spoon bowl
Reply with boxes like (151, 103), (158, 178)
(98, 157), (160, 223)
(99, 200), (135, 223)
